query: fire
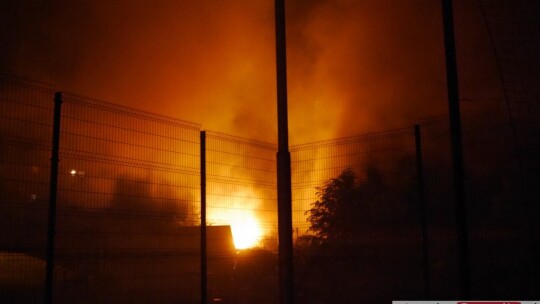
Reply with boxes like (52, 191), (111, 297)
(208, 205), (264, 249)
(207, 188), (268, 250)
(230, 214), (262, 250)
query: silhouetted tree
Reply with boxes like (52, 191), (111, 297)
(296, 166), (421, 303)
(306, 168), (359, 242)
(305, 166), (410, 244)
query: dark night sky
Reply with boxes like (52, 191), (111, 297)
(2, 0), (537, 144)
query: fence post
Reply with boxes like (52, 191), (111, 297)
(275, 0), (294, 303)
(441, 0), (470, 297)
(200, 131), (207, 304)
(414, 125), (430, 298)
(45, 92), (62, 304)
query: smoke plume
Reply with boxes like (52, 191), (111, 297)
(1, 0), (518, 143)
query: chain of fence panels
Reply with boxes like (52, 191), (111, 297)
(290, 103), (539, 302)
(1, 73), (538, 303)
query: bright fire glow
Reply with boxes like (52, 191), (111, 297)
(231, 215), (262, 249)
(207, 190), (267, 250)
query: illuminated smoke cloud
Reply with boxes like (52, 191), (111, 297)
(1, 0), (525, 143)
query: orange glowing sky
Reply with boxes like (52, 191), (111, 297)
(1, 0), (527, 144)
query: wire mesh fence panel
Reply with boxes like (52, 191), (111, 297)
(290, 129), (424, 303)
(2, 71), (538, 303)
(54, 93), (201, 304)
(470, 1), (540, 297)
(473, 0), (540, 206)
(415, 103), (540, 299)
(460, 107), (539, 298)
(205, 131), (278, 304)
(419, 117), (461, 298)
(0, 75), (55, 303)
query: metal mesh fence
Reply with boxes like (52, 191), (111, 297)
(416, 116), (459, 298)
(0, 75), (55, 303)
(418, 104), (539, 298)
(460, 106), (538, 298)
(291, 129), (425, 303)
(1, 74), (538, 303)
(205, 131), (278, 304)
(54, 93), (201, 304)
(290, 103), (539, 302)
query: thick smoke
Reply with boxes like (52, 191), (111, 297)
(1, 0), (514, 143)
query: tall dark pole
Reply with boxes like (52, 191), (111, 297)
(414, 125), (430, 298)
(45, 92), (62, 304)
(441, 0), (470, 298)
(200, 131), (207, 304)
(275, 0), (294, 304)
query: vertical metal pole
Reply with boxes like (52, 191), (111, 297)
(275, 0), (294, 303)
(414, 125), (430, 298)
(441, 0), (470, 298)
(45, 92), (62, 304)
(200, 131), (207, 304)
